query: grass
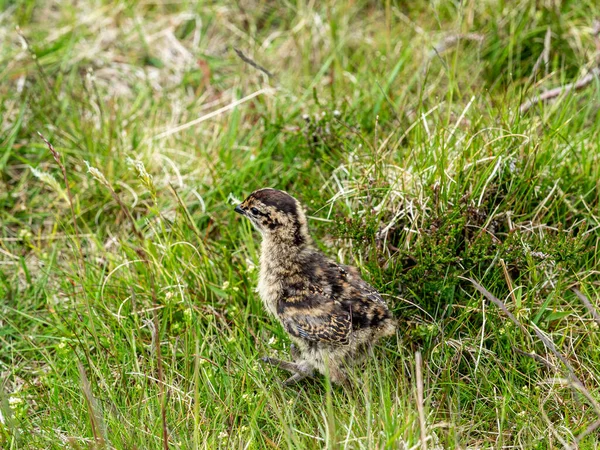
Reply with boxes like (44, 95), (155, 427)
(1, 0), (600, 448)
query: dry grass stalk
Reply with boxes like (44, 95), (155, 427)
(84, 161), (144, 243)
(153, 310), (170, 450)
(415, 351), (427, 450)
(154, 87), (276, 139)
(467, 278), (600, 448)
(530, 27), (552, 80)
(572, 288), (600, 327)
(77, 361), (106, 446)
(38, 132), (85, 269)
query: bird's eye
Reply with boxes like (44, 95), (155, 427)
(250, 207), (260, 215)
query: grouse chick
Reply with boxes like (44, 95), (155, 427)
(235, 188), (396, 385)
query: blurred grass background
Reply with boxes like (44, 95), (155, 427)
(1, 0), (600, 448)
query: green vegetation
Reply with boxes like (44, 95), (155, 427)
(1, 1), (600, 448)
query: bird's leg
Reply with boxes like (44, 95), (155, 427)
(261, 357), (314, 384)
(290, 343), (300, 360)
(261, 356), (303, 373)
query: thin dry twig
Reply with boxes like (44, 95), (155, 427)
(519, 67), (600, 113)
(574, 418), (600, 446)
(530, 324), (579, 380)
(512, 347), (556, 371)
(520, 21), (600, 113)
(462, 277), (529, 335)
(234, 48), (274, 78)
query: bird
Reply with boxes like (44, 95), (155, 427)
(235, 188), (397, 385)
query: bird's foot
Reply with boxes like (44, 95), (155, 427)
(261, 356), (299, 373)
(283, 372), (309, 385)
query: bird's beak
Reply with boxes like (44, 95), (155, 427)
(234, 205), (245, 215)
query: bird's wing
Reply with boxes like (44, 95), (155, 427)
(278, 258), (391, 345)
(330, 262), (393, 331)
(280, 297), (352, 345)
(338, 263), (388, 307)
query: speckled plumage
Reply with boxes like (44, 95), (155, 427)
(235, 188), (396, 385)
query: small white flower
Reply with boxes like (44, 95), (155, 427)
(268, 336), (277, 345)
(222, 281), (230, 290)
(9, 396), (23, 406)
(218, 431), (228, 439)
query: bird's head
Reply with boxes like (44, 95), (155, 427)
(235, 188), (310, 246)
